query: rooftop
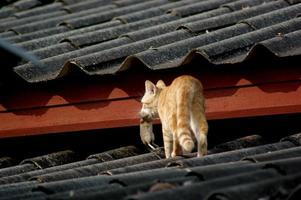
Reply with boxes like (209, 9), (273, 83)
(0, 132), (301, 200)
(0, 0), (300, 84)
(0, 0), (301, 199)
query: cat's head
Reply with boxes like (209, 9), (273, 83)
(140, 80), (166, 120)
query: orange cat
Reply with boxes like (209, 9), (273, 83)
(140, 75), (208, 158)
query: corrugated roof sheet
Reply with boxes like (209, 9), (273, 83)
(0, 0), (300, 83)
(0, 133), (301, 200)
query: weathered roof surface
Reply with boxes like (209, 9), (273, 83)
(0, 0), (300, 83)
(0, 133), (301, 200)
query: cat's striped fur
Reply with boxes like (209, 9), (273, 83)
(140, 75), (208, 158)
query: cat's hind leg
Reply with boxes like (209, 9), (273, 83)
(171, 134), (182, 157)
(197, 114), (208, 157)
(162, 128), (173, 158)
(191, 109), (208, 157)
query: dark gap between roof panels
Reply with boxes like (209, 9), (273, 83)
(0, 0), (18, 7)
(0, 157), (15, 169)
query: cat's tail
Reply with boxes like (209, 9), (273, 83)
(179, 132), (195, 153)
(177, 91), (194, 153)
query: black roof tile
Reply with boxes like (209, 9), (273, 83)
(30, 148), (165, 183)
(13, 2), (64, 18)
(180, 0), (289, 33)
(64, 14), (180, 47)
(170, 0), (237, 17)
(207, 172), (301, 200)
(189, 156), (301, 180)
(0, 10), (67, 32)
(0, 146), (141, 185)
(105, 135), (265, 175)
(0, 0), (299, 83)
(168, 140), (296, 168)
(197, 17), (301, 64)
(62, 0), (112, 13)
(128, 169), (282, 200)
(243, 146), (301, 162)
(0, 150), (76, 179)
(6, 1), (299, 83)
(56, 0), (81, 5)
(222, 0), (275, 11)
(0, 7), (16, 19)
(13, 0), (43, 11)
(0, 133), (300, 199)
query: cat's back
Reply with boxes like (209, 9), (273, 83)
(170, 75), (203, 92)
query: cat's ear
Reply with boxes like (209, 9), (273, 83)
(145, 80), (156, 95)
(156, 80), (166, 89)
